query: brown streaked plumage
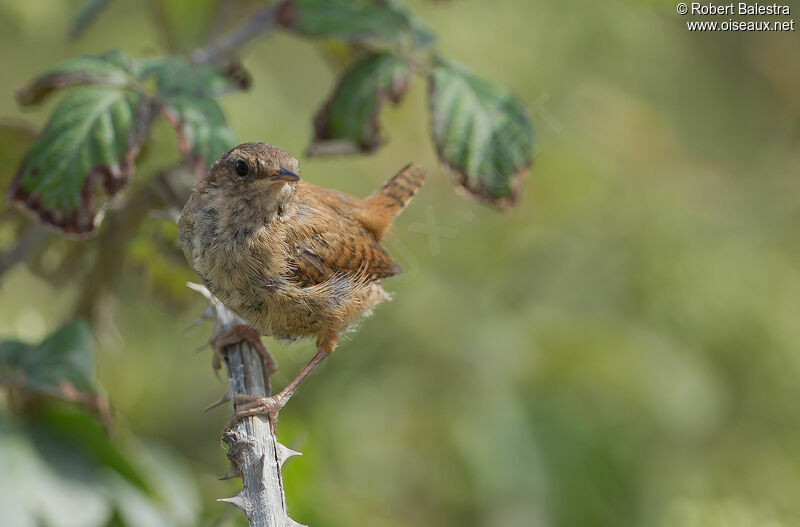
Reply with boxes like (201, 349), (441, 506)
(179, 142), (425, 419)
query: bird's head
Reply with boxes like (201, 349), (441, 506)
(207, 142), (301, 204)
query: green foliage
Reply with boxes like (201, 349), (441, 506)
(3, 1), (800, 526)
(0, 324), (198, 527)
(0, 2), (538, 524)
(15, 50), (137, 106)
(11, 87), (147, 235)
(160, 93), (237, 172)
(0, 407), (200, 527)
(0, 321), (110, 426)
(139, 57), (250, 98)
(428, 58), (534, 209)
(141, 56), (245, 171)
(12, 50), (147, 236)
(0, 321), (95, 394)
(280, 0), (533, 208)
(11, 52), (246, 234)
(277, 0), (435, 49)
(311, 52), (410, 155)
(9, 0), (534, 237)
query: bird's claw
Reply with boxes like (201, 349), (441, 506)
(233, 393), (289, 423)
(209, 324), (278, 386)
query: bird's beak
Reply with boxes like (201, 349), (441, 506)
(271, 168), (300, 182)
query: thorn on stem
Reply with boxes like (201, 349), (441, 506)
(204, 388), (232, 412)
(218, 492), (249, 513)
(276, 442), (302, 466)
(219, 464), (242, 480)
(184, 305), (215, 332)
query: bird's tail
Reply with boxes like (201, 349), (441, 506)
(361, 164), (426, 240)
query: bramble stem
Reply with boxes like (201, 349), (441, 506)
(189, 283), (303, 527)
(191, 4), (281, 64)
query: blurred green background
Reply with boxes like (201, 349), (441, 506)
(1, 0), (800, 526)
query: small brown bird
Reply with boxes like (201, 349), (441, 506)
(179, 142), (425, 419)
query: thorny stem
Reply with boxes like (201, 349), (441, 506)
(189, 283), (304, 527)
(191, 3), (282, 64)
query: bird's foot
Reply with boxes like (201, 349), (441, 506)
(226, 347), (331, 430)
(233, 392), (291, 423)
(209, 324), (278, 383)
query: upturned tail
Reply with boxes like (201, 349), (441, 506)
(361, 164), (426, 240)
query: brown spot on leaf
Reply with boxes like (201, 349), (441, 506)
(438, 160), (530, 212)
(16, 72), (97, 106)
(8, 96), (148, 237)
(223, 61), (252, 91)
(9, 160), (133, 236)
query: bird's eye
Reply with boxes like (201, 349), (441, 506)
(235, 160), (249, 177)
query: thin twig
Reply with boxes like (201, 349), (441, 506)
(189, 283), (304, 527)
(191, 4), (282, 64)
(205, 0), (234, 45)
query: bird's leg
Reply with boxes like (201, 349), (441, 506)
(234, 331), (338, 423)
(210, 324), (278, 388)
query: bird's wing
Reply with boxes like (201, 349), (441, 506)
(286, 206), (401, 287)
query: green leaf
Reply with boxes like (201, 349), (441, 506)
(384, 0), (435, 49)
(0, 321), (95, 393)
(0, 417), (113, 527)
(139, 56), (244, 173)
(32, 405), (148, 491)
(70, 0), (115, 39)
(15, 50), (136, 106)
(277, 0), (435, 49)
(0, 410), (201, 527)
(160, 93), (236, 173)
(310, 52), (410, 156)
(427, 58), (534, 210)
(10, 86), (148, 236)
(138, 55), (250, 97)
